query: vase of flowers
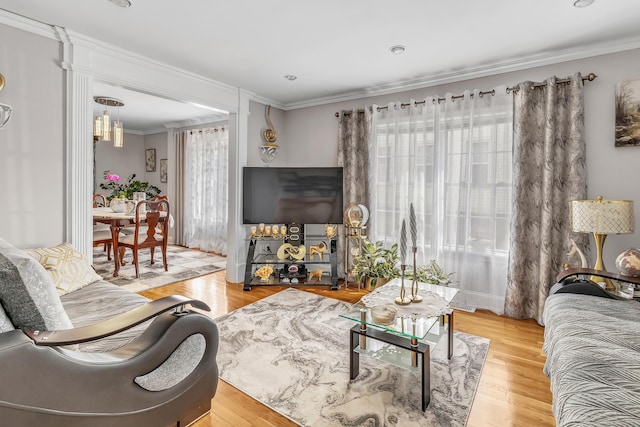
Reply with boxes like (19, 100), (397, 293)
(100, 173), (161, 202)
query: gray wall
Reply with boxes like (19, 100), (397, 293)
(143, 132), (168, 195)
(95, 132), (145, 197)
(0, 24), (64, 247)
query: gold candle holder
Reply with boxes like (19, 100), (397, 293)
(411, 247), (422, 303)
(395, 264), (412, 305)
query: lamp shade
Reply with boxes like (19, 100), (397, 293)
(571, 197), (635, 234)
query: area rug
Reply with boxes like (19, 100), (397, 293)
(92, 244), (226, 292)
(215, 288), (490, 427)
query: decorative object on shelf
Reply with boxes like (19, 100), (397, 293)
(395, 220), (411, 305)
(0, 73), (12, 129)
(324, 224), (337, 239)
(409, 203), (423, 303)
(250, 225), (257, 237)
(93, 96), (124, 147)
(616, 248), (640, 277)
(99, 173), (161, 201)
(370, 305), (397, 325)
(259, 105), (279, 166)
(276, 243), (306, 261)
(344, 203), (370, 285)
(309, 241), (328, 260)
(254, 265), (274, 282)
(308, 268), (323, 282)
(615, 79), (640, 147)
(571, 196), (635, 290)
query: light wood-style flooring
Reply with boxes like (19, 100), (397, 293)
(140, 270), (555, 427)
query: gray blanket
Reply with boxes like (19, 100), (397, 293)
(543, 293), (640, 426)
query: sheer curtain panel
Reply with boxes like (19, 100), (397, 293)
(369, 88), (513, 313)
(184, 127), (228, 255)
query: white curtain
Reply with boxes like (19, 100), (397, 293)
(184, 127), (228, 254)
(369, 88), (513, 313)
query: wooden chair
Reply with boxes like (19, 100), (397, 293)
(118, 199), (170, 278)
(92, 193), (113, 260)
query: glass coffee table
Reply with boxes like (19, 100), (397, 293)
(339, 278), (459, 411)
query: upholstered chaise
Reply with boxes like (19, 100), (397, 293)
(0, 237), (219, 426)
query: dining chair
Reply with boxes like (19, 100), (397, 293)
(92, 193), (113, 260)
(118, 199), (170, 278)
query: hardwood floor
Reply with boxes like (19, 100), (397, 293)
(140, 271), (555, 427)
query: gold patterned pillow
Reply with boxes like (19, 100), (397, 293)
(26, 242), (103, 296)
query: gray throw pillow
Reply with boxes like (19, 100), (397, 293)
(0, 237), (73, 331)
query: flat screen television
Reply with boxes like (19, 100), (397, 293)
(243, 167), (344, 225)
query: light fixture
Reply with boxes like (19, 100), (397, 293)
(573, 0), (595, 7)
(93, 96), (124, 147)
(390, 45), (406, 55)
(571, 196), (635, 290)
(109, 0), (132, 7)
(0, 73), (12, 129)
(284, 75), (297, 81)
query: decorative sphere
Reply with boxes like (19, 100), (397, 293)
(615, 248), (640, 277)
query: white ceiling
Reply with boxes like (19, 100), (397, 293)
(2, 0), (640, 131)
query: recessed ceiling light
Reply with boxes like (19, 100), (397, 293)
(284, 75), (297, 81)
(109, 0), (132, 8)
(573, 0), (594, 7)
(390, 45), (406, 55)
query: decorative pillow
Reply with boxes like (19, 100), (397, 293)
(26, 242), (103, 296)
(0, 237), (73, 331)
(0, 304), (15, 333)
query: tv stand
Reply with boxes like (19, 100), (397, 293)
(243, 226), (338, 291)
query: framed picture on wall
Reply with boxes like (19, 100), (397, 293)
(145, 149), (156, 172)
(615, 79), (640, 147)
(160, 159), (167, 183)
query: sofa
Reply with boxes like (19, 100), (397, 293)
(543, 267), (640, 427)
(0, 237), (219, 426)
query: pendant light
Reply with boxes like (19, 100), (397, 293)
(93, 96), (124, 147)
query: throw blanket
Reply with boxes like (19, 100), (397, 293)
(543, 294), (640, 426)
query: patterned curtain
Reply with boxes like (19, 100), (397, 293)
(337, 109), (371, 277)
(504, 73), (588, 324)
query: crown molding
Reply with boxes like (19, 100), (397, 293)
(0, 9), (58, 39)
(281, 35), (640, 111)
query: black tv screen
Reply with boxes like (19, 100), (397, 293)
(243, 167), (344, 224)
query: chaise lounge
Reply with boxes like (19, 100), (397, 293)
(0, 237), (219, 426)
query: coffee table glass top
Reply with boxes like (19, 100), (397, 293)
(340, 278), (459, 340)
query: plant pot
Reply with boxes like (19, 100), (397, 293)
(364, 277), (389, 292)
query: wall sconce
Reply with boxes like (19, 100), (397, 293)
(0, 73), (13, 129)
(259, 105), (279, 166)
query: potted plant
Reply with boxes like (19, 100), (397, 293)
(410, 259), (455, 287)
(100, 173), (161, 201)
(353, 240), (400, 291)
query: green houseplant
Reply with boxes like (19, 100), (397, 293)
(410, 259), (455, 287)
(353, 240), (400, 290)
(100, 173), (161, 201)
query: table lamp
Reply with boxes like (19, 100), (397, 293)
(571, 196), (635, 290)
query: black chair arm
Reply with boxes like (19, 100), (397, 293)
(555, 268), (640, 286)
(24, 295), (210, 346)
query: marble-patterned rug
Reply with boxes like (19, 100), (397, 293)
(216, 288), (490, 427)
(92, 244), (226, 292)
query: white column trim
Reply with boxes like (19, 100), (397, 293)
(225, 90), (252, 283)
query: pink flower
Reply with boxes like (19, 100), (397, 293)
(106, 173), (120, 182)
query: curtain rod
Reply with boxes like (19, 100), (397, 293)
(334, 72), (597, 117)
